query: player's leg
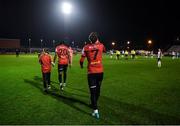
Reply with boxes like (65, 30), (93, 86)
(125, 55), (127, 60)
(58, 64), (63, 90)
(158, 58), (161, 67)
(63, 65), (68, 87)
(88, 74), (99, 119)
(96, 73), (103, 102)
(42, 73), (47, 92)
(47, 72), (51, 89)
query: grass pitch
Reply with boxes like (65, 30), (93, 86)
(0, 54), (180, 125)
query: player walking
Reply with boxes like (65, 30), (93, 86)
(80, 32), (106, 119)
(15, 49), (20, 57)
(125, 50), (128, 60)
(69, 47), (73, 65)
(39, 49), (54, 92)
(110, 50), (113, 59)
(54, 42), (71, 91)
(172, 51), (176, 60)
(116, 50), (120, 60)
(157, 48), (162, 68)
(131, 49), (136, 59)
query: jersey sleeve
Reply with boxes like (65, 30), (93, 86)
(103, 44), (106, 53)
(49, 55), (53, 63)
(80, 46), (87, 68)
(39, 54), (43, 64)
(81, 47), (86, 57)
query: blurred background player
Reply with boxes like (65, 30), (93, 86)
(110, 50), (113, 59)
(176, 52), (179, 59)
(116, 50), (120, 60)
(151, 51), (154, 58)
(69, 47), (73, 65)
(125, 50), (128, 60)
(172, 51), (176, 60)
(157, 48), (162, 68)
(39, 49), (54, 92)
(15, 49), (20, 57)
(121, 50), (125, 58)
(54, 41), (71, 91)
(80, 32), (106, 119)
(131, 49), (136, 59)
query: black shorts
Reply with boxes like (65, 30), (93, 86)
(158, 58), (161, 62)
(88, 73), (103, 87)
(58, 64), (68, 73)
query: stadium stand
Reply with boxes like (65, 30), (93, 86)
(167, 45), (180, 52)
(0, 39), (21, 54)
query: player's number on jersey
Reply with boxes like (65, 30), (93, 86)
(59, 49), (67, 56)
(92, 49), (99, 60)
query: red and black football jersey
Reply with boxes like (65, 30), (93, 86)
(80, 41), (105, 74)
(55, 44), (69, 65)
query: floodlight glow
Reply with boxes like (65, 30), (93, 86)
(148, 40), (152, 44)
(127, 41), (130, 44)
(62, 2), (72, 15)
(112, 42), (115, 46)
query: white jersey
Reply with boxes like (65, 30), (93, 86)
(110, 50), (113, 55)
(158, 51), (162, 58)
(172, 51), (175, 56)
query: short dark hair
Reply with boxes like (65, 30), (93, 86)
(89, 32), (98, 43)
(43, 48), (49, 54)
(59, 41), (64, 45)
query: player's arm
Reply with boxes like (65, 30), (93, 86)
(79, 48), (86, 69)
(67, 50), (72, 67)
(50, 55), (55, 67)
(80, 55), (86, 69)
(38, 54), (42, 64)
(53, 53), (57, 63)
(103, 45), (106, 53)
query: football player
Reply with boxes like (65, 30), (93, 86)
(39, 49), (54, 92)
(80, 32), (106, 119)
(54, 41), (71, 91)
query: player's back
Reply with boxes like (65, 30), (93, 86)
(83, 42), (105, 74)
(116, 50), (120, 55)
(40, 54), (52, 73)
(125, 51), (128, 55)
(55, 44), (69, 65)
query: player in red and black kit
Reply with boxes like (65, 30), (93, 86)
(54, 42), (71, 91)
(39, 49), (54, 92)
(80, 32), (106, 119)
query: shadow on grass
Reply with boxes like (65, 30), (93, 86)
(53, 85), (180, 124)
(34, 76), (89, 98)
(24, 76), (91, 116)
(25, 76), (180, 124)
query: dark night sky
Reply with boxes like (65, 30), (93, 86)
(0, 0), (180, 48)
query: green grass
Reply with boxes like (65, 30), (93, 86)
(0, 54), (180, 125)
